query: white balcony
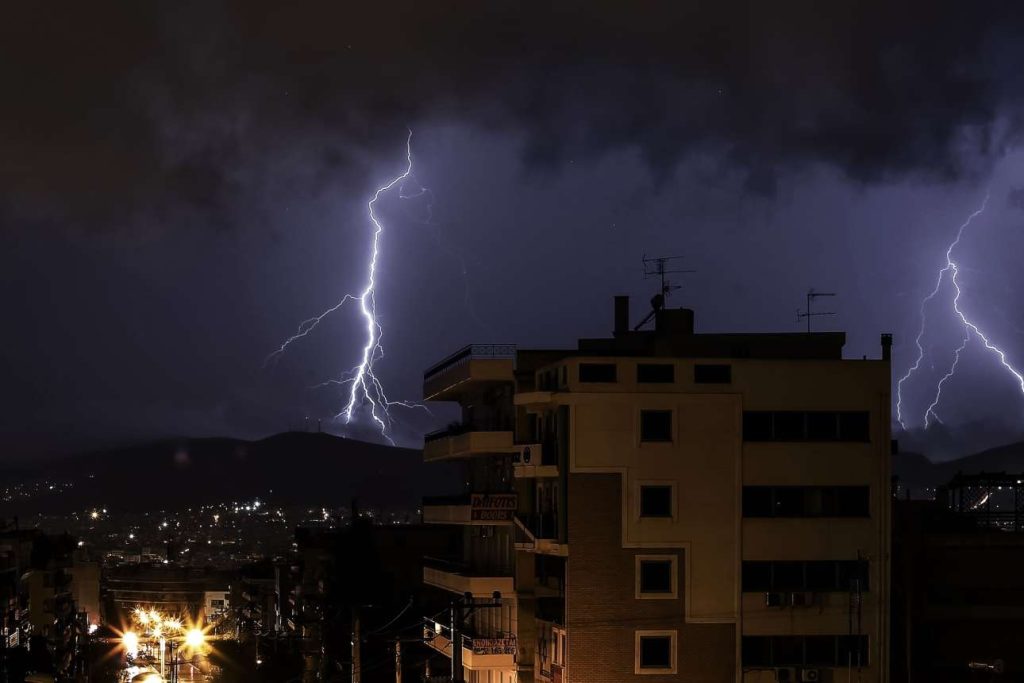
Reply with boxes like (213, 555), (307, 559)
(423, 564), (515, 598)
(423, 617), (517, 671)
(423, 428), (518, 462)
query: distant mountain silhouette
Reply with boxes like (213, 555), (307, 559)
(0, 432), (458, 514)
(894, 439), (1024, 494)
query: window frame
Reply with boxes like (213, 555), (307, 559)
(638, 483), (675, 520)
(635, 630), (678, 674)
(578, 362), (617, 383)
(635, 554), (678, 600)
(693, 363), (732, 384)
(639, 409), (674, 444)
(637, 363), (675, 384)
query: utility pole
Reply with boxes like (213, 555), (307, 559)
(394, 637), (402, 683)
(450, 602), (461, 683)
(352, 607), (361, 683)
(797, 288), (837, 333)
(449, 592), (503, 683)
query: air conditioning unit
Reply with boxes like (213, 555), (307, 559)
(789, 591), (817, 607)
(765, 591), (786, 607)
(800, 668), (822, 682)
(775, 667), (797, 682)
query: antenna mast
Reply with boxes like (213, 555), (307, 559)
(797, 288), (837, 333)
(635, 255), (694, 330)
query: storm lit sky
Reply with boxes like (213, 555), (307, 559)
(4, 2), (1024, 459)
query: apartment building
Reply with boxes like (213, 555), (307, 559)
(421, 297), (891, 683)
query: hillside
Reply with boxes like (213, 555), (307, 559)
(0, 432), (458, 514)
(894, 440), (1024, 493)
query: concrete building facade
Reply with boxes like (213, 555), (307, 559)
(421, 298), (891, 683)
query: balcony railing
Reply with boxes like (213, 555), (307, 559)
(423, 616), (518, 658)
(423, 344), (517, 382)
(425, 421), (514, 443)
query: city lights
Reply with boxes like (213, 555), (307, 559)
(122, 630), (139, 657)
(185, 628), (205, 649)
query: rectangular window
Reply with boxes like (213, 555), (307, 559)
(578, 363), (616, 383)
(742, 411), (871, 442)
(839, 411), (870, 441)
(694, 364), (731, 383)
(636, 556), (676, 598)
(635, 631), (676, 673)
(637, 363), (674, 383)
(742, 486), (870, 518)
(741, 635), (868, 667)
(640, 410), (673, 442)
(639, 485), (673, 518)
(743, 560), (870, 592)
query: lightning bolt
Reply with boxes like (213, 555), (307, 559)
(268, 129), (429, 443)
(896, 191), (1024, 428)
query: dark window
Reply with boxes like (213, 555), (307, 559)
(773, 487), (805, 517)
(805, 562), (838, 591)
(834, 486), (870, 517)
(741, 636), (771, 667)
(741, 636), (868, 667)
(640, 410), (673, 442)
(742, 411), (871, 442)
(743, 412), (773, 440)
(637, 363), (675, 383)
(773, 412), (805, 440)
(837, 635), (869, 667)
(742, 487), (773, 517)
(640, 486), (672, 518)
(694, 364), (732, 383)
(742, 562), (772, 592)
(742, 560), (870, 592)
(578, 363), (616, 383)
(639, 559), (674, 594)
(839, 411), (870, 441)
(806, 411), (839, 440)
(638, 635), (673, 669)
(743, 487), (870, 518)
(804, 636), (837, 667)
(838, 560), (869, 591)
(772, 562), (804, 592)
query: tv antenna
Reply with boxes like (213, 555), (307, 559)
(797, 288), (837, 333)
(635, 255), (694, 330)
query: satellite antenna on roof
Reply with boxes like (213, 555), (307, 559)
(634, 255), (694, 330)
(797, 288), (837, 333)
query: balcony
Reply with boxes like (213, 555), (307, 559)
(422, 492), (518, 526)
(512, 441), (559, 478)
(423, 344), (516, 401)
(423, 424), (517, 461)
(514, 514), (568, 556)
(423, 557), (515, 597)
(423, 617), (517, 671)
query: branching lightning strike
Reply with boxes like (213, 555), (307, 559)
(896, 192), (1024, 429)
(268, 130), (429, 443)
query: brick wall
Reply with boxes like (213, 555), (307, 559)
(566, 472), (734, 682)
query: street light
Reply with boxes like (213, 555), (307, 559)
(184, 628), (205, 650)
(122, 631), (140, 658)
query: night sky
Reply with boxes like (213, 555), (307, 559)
(5, 1), (1024, 460)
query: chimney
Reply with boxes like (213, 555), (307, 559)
(614, 296), (630, 335)
(880, 333), (893, 361)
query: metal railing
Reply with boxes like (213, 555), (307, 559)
(423, 344), (516, 381)
(424, 420), (514, 442)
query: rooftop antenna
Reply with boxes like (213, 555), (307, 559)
(635, 255), (695, 330)
(797, 288), (837, 333)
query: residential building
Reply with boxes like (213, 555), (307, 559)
(891, 474), (1024, 681)
(421, 296), (891, 683)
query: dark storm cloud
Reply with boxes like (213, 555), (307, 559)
(4, 0), (1024, 232)
(1008, 186), (1024, 210)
